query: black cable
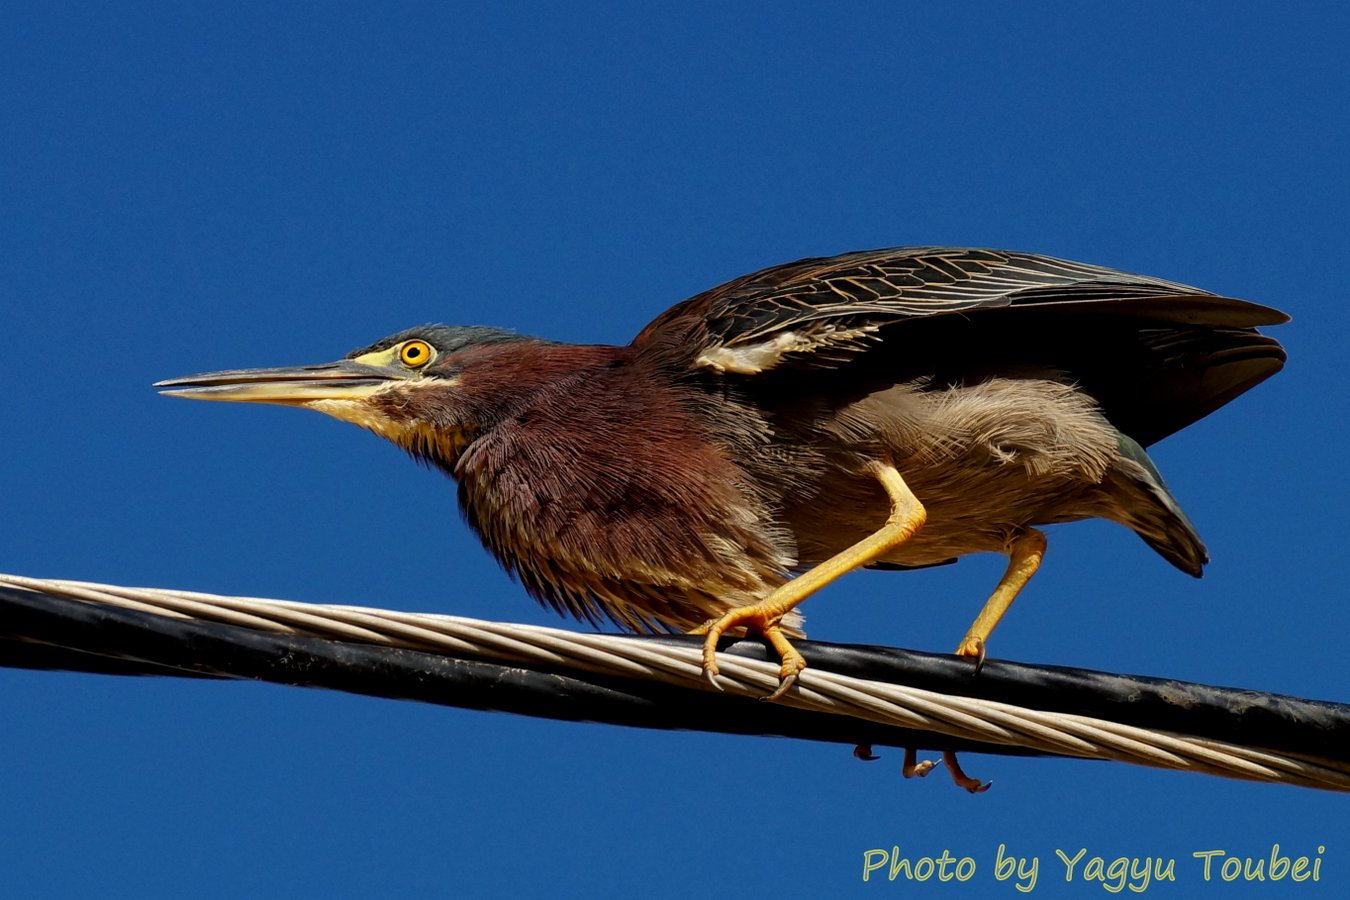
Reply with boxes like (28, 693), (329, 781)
(2, 585), (1346, 765)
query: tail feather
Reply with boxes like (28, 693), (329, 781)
(1107, 432), (1208, 576)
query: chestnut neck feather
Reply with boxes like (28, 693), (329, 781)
(375, 340), (631, 474)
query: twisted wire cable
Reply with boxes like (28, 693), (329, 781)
(2, 573), (1345, 791)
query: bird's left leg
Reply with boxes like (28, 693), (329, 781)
(954, 528), (1047, 664)
(694, 460), (926, 698)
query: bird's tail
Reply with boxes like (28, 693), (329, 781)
(1105, 433), (1208, 576)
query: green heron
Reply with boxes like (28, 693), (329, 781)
(158, 247), (1286, 789)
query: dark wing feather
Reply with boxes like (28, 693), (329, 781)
(634, 247), (1284, 365)
(632, 247), (1288, 444)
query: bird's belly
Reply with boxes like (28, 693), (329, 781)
(784, 454), (1107, 569)
(778, 376), (1121, 567)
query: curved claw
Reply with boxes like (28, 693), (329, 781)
(762, 671), (798, 702)
(853, 744), (880, 762)
(703, 664), (723, 691)
(955, 637), (987, 674)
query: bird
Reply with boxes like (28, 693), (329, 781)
(157, 247), (1286, 789)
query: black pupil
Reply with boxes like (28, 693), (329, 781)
(406, 345), (422, 360)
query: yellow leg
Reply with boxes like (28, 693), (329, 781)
(694, 460), (926, 697)
(954, 528), (1047, 662)
(942, 530), (1043, 795)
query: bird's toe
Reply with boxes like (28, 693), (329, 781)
(902, 747), (940, 778)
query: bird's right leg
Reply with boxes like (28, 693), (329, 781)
(693, 459), (926, 698)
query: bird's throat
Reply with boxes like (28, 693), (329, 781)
(395, 420), (474, 471)
(304, 398), (471, 470)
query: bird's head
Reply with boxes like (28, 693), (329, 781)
(156, 325), (536, 466)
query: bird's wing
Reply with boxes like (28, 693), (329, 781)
(632, 247), (1287, 375)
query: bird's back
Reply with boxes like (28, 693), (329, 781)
(635, 247), (1287, 446)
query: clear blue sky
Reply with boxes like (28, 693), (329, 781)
(3, 3), (1346, 897)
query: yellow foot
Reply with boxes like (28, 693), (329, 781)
(689, 460), (926, 700)
(902, 747), (939, 778)
(954, 636), (987, 672)
(943, 750), (992, 794)
(853, 744), (879, 762)
(692, 609), (805, 699)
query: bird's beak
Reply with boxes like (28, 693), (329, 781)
(154, 359), (401, 405)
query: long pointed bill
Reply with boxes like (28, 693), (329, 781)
(154, 359), (402, 405)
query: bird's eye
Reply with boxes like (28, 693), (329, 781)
(400, 340), (434, 368)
